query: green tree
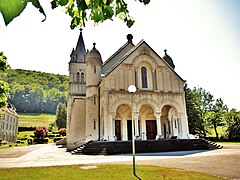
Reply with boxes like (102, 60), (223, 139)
(0, 0), (150, 29)
(184, 84), (201, 135)
(185, 85), (215, 138)
(205, 98), (228, 140)
(0, 52), (10, 108)
(225, 109), (240, 141)
(193, 87), (214, 138)
(55, 102), (67, 129)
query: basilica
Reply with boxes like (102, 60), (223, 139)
(67, 30), (189, 150)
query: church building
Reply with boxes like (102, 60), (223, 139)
(67, 30), (189, 150)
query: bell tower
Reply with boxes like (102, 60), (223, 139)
(67, 29), (87, 150)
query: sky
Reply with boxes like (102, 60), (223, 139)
(0, 0), (239, 110)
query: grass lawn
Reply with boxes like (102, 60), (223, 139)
(0, 164), (224, 180)
(18, 113), (56, 128)
(217, 142), (240, 145)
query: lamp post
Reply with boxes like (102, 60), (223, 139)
(128, 84), (137, 176)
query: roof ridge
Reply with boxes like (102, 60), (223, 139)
(102, 41), (134, 67)
(103, 40), (144, 75)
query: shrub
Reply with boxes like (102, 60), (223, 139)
(48, 134), (56, 138)
(53, 137), (63, 143)
(59, 128), (66, 136)
(34, 126), (48, 139)
(33, 138), (48, 144)
(18, 126), (36, 132)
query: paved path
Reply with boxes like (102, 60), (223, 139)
(0, 143), (240, 180)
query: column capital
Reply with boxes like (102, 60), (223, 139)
(134, 111), (139, 116)
(110, 112), (115, 117)
(155, 112), (162, 117)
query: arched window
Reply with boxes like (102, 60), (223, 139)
(81, 72), (84, 82)
(76, 72), (80, 82)
(141, 67), (148, 88)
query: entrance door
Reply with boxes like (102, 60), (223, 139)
(127, 120), (132, 140)
(146, 120), (157, 140)
(115, 120), (121, 140)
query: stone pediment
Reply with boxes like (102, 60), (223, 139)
(102, 39), (185, 83)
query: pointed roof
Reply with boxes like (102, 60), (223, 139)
(163, 49), (175, 69)
(72, 28), (87, 63)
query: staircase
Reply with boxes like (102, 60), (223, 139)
(70, 141), (92, 155)
(70, 139), (223, 155)
(203, 139), (223, 150)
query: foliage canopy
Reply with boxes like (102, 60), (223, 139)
(55, 102), (67, 128)
(3, 69), (68, 113)
(0, 52), (10, 108)
(0, 0), (150, 29)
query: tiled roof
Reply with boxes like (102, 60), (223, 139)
(101, 42), (135, 75)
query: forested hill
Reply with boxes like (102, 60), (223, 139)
(3, 69), (68, 114)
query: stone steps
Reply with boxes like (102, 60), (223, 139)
(70, 139), (223, 155)
(203, 139), (223, 150)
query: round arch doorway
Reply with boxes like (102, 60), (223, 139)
(139, 104), (156, 140)
(115, 104), (132, 141)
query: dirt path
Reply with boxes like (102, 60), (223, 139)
(0, 145), (39, 158)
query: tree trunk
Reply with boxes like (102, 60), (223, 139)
(203, 129), (206, 139)
(214, 124), (219, 141)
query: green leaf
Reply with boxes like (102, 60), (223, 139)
(70, 16), (80, 29)
(103, 5), (114, 20)
(91, 8), (103, 23)
(59, 0), (69, 6)
(30, 0), (46, 22)
(0, 53), (10, 73)
(126, 19), (134, 28)
(76, 0), (88, 11)
(51, 0), (59, 9)
(66, 0), (74, 17)
(0, 0), (28, 26)
(139, 0), (150, 5)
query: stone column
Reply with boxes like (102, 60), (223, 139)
(122, 118), (128, 141)
(141, 117), (147, 140)
(177, 112), (189, 139)
(156, 112), (162, 137)
(112, 114), (116, 141)
(177, 113), (182, 138)
(134, 112), (139, 137)
(107, 114), (114, 141)
(103, 112), (108, 140)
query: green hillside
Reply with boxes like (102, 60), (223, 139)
(3, 69), (68, 114)
(18, 113), (56, 128)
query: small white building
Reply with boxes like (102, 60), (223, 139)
(0, 102), (19, 142)
(67, 30), (189, 150)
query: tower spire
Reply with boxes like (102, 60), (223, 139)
(75, 28), (86, 63)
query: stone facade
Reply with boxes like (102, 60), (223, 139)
(67, 31), (189, 150)
(0, 103), (19, 142)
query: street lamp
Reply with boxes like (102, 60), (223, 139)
(128, 85), (136, 176)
